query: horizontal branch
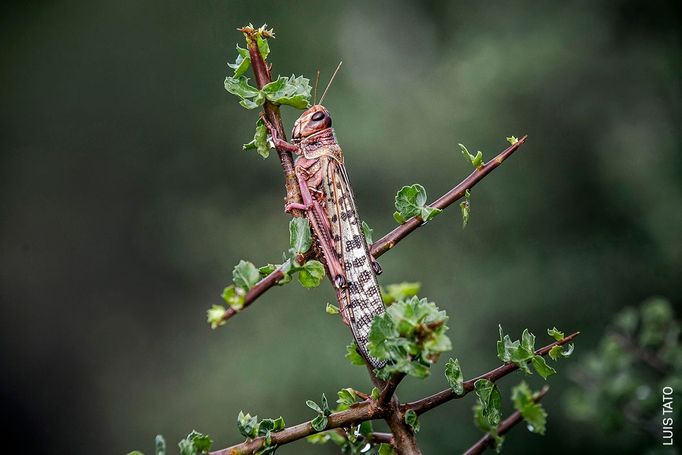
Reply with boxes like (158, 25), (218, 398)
(403, 331), (579, 415)
(463, 385), (550, 455)
(210, 401), (382, 455)
(370, 135), (527, 257)
(219, 136), (527, 323)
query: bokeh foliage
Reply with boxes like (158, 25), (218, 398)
(0, 1), (679, 454)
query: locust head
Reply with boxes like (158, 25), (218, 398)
(291, 105), (332, 144)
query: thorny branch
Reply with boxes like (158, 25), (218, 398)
(463, 386), (550, 455)
(219, 136), (528, 323)
(209, 333), (579, 454)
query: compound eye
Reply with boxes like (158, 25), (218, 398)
(311, 111), (325, 121)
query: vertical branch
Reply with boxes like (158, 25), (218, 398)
(239, 26), (303, 215)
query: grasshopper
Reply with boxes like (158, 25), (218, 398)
(262, 72), (386, 368)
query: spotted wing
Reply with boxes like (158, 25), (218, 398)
(324, 158), (385, 368)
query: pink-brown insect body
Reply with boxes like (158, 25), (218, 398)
(292, 105), (386, 368)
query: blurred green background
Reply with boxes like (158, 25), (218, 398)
(1, 1), (680, 453)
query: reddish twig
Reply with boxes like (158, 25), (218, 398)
(463, 385), (550, 455)
(219, 137), (527, 323)
(403, 331), (579, 415)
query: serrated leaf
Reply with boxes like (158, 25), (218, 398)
(227, 45), (251, 77)
(255, 35), (269, 60)
(394, 184), (441, 223)
(298, 260), (325, 288)
(289, 217), (312, 253)
(243, 118), (269, 159)
(404, 409), (420, 433)
(262, 75), (311, 109)
(326, 303), (339, 314)
(224, 76), (263, 109)
(506, 136), (519, 145)
(531, 355), (556, 379)
(474, 379), (502, 428)
(459, 143), (484, 169)
(237, 412), (259, 439)
(547, 327), (565, 341)
(178, 430), (212, 455)
(337, 388), (358, 407)
(511, 382), (547, 434)
(345, 343), (366, 366)
(207, 305), (227, 329)
(233, 260), (260, 290)
(521, 329), (536, 352)
(445, 358), (464, 395)
(361, 220), (373, 244)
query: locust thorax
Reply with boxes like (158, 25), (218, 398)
(291, 105), (332, 144)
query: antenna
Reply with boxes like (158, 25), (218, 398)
(318, 61), (342, 105)
(313, 69), (321, 105)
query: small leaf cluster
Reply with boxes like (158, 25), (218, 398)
(444, 358), (464, 395)
(497, 326), (573, 379)
(128, 432), (211, 455)
(393, 184), (442, 224)
(511, 382), (547, 435)
(306, 394), (332, 431)
(307, 420), (395, 454)
(223, 25), (311, 159)
(565, 297), (680, 440)
(459, 143), (484, 169)
(208, 218), (325, 328)
(237, 411), (285, 453)
(367, 295), (451, 379)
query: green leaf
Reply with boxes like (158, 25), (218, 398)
(511, 382), (547, 434)
(549, 343), (574, 361)
(298, 260), (325, 288)
(227, 45), (251, 77)
(325, 303), (339, 314)
(256, 35), (270, 60)
(474, 379), (502, 427)
(547, 327), (565, 341)
(506, 135), (519, 145)
(178, 430), (212, 455)
(262, 75), (312, 109)
(445, 358), (464, 395)
(379, 444), (397, 455)
(337, 388), (358, 407)
(243, 118), (270, 159)
(460, 189), (471, 228)
(345, 343), (366, 366)
(237, 411), (259, 438)
(233, 260), (260, 290)
(221, 285), (246, 310)
(612, 306), (638, 335)
(370, 387), (380, 400)
(289, 217), (312, 253)
(473, 404), (505, 452)
(127, 452), (144, 455)
(306, 400), (323, 414)
(155, 435), (166, 455)
(381, 282), (421, 305)
(404, 409), (420, 433)
(258, 263), (277, 277)
(394, 184), (442, 223)
(459, 143), (484, 169)
(224, 76), (264, 109)
(531, 355), (556, 379)
(521, 329), (536, 352)
(311, 415), (328, 431)
(361, 220), (374, 244)
(207, 305), (227, 329)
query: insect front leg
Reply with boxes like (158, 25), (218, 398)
(260, 113), (299, 154)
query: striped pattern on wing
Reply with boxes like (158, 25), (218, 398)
(324, 158), (386, 368)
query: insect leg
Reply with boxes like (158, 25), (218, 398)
(259, 113), (300, 154)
